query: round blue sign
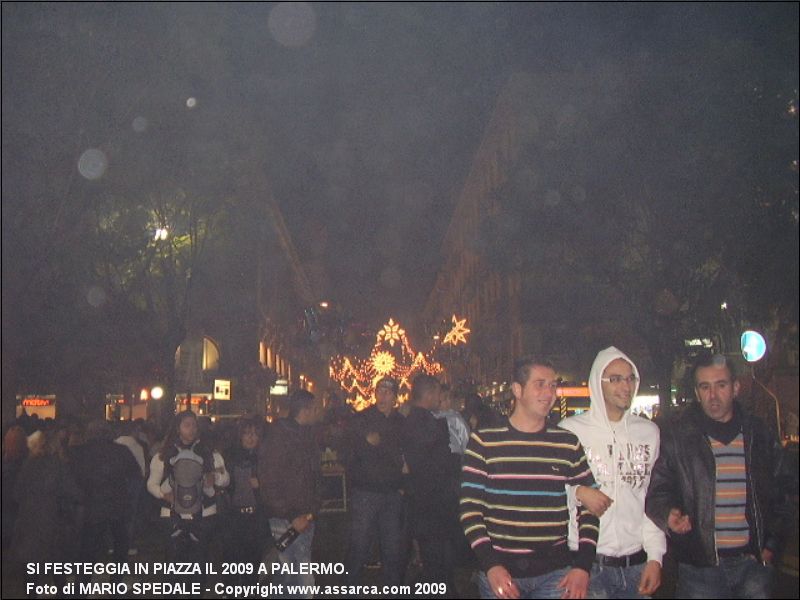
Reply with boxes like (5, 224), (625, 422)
(741, 330), (766, 362)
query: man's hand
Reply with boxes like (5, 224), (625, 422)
(486, 565), (520, 599)
(576, 486), (613, 517)
(204, 472), (215, 487)
(163, 491), (174, 505)
(250, 477), (259, 489)
(366, 431), (381, 446)
(291, 513), (314, 533)
(638, 561), (661, 596)
(761, 548), (774, 565)
(667, 508), (692, 534)
(557, 568), (589, 599)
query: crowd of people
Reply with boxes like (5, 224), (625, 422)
(2, 348), (792, 599)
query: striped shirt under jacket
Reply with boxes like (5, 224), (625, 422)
(460, 422), (600, 578)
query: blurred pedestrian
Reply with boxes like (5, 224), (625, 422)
(2, 425), (28, 552)
(12, 429), (84, 589)
(258, 390), (321, 598)
(115, 420), (147, 556)
(344, 377), (407, 587)
(402, 374), (460, 595)
(222, 417), (267, 588)
(71, 419), (142, 582)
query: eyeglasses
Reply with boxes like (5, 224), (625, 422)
(601, 375), (639, 385)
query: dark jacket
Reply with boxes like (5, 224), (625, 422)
(401, 405), (460, 530)
(346, 406), (405, 494)
(70, 439), (142, 524)
(257, 418), (320, 520)
(645, 402), (789, 566)
(12, 455), (84, 564)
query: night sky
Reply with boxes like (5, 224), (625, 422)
(3, 2), (798, 332)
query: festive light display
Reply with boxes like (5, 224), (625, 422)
(330, 318), (443, 411)
(378, 318), (406, 347)
(442, 315), (471, 346)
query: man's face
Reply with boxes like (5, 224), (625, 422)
(375, 386), (396, 414)
(695, 364), (739, 423)
(513, 365), (558, 421)
(421, 384), (442, 411)
(601, 358), (636, 420)
(298, 401), (322, 426)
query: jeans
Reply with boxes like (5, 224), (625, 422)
(588, 562), (647, 599)
(478, 567), (570, 599)
(676, 554), (772, 599)
(269, 517), (315, 598)
(346, 489), (406, 586)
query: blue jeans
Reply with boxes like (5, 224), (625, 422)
(478, 567), (570, 599)
(269, 518), (315, 597)
(588, 562), (647, 599)
(346, 489), (406, 586)
(676, 554), (772, 599)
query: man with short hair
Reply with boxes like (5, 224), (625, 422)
(258, 390), (321, 596)
(560, 347), (665, 598)
(345, 377), (407, 586)
(402, 373), (460, 593)
(461, 357), (600, 599)
(71, 420), (142, 582)
(645, 354), (788, 598)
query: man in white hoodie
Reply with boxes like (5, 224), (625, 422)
(560, 347), (666, 598)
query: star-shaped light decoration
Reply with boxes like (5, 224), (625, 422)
(443, 315), (471, 346)
(378, 318), (405, 347)
(330, 317), (442, 411)
(371, 351), (396, 376)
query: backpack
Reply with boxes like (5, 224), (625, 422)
(167, 441), (207, 516)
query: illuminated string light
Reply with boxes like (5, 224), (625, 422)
(378, 318), (405, 347)
(330, 318), (443, 411)
(442, 315), (471, 346)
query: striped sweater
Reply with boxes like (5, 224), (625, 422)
(460, 421), (600, 577)
(710, 434), (750, 551)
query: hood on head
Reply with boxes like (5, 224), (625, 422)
(588, 346), (640, 424)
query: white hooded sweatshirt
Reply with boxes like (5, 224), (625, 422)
(560, 346), (666, 564)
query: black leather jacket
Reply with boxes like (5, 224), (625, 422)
(645, 402), (788, 566)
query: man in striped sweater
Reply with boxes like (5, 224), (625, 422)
(460, 356), (601, 599)
(645, 353), (788, 598)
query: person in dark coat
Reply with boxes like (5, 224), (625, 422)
(401, 374), (460, 595)
(344, 377), (407, 586)
(258, 390), (321, 596)
(2, 425), (28, 553)
(70, 419), (142, 581)
(222, 417), (267, 588)
(12, 429), (84, 588)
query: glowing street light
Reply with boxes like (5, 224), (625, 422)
(741, 330), (767, 363)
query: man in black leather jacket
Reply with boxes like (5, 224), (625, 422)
(645, 354), (789, 598)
